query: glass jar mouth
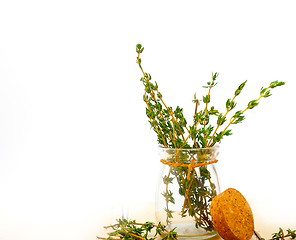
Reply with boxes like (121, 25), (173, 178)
(158, 144), (219, 151)
(158, 144), (220, 162)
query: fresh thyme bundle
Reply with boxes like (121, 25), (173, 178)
(135, 43), (285, 235)
(136, 44), (284, 149)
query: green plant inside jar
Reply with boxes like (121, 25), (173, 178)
(159, 147), (219, 232)
(135, 43), (285, 233)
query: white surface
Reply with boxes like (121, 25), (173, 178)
(0, 1), (296, 239)
(96, 201), (295, 240)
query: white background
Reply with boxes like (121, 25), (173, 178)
(0, 0), (295, 239)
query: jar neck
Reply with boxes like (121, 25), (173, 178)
(159, 146), (219, 164)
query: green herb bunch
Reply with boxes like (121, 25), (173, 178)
(136, 43), (285, 149)
(97, 218), (178, 240)
(135, 43), (285, 233)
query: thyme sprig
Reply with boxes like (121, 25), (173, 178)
(255, 228), (296, 240)
(269, 228), (296, 240)
(97, 218), (178, 240)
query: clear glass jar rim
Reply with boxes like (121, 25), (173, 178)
(158, 144), (219, 151)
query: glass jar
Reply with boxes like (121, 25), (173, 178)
(155, 145), (220, 239)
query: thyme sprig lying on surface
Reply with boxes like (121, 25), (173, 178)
(136, 43), (285, 148)
(269, 228), (296, 240)
(255, 228), (296, 240)
(97, 218), (178, 240)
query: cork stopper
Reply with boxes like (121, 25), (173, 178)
(210, 188), (254, 240)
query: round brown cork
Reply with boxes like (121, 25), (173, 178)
(210, 188), (254, 240)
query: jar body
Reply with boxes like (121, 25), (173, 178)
(155, 145), (220, 239)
